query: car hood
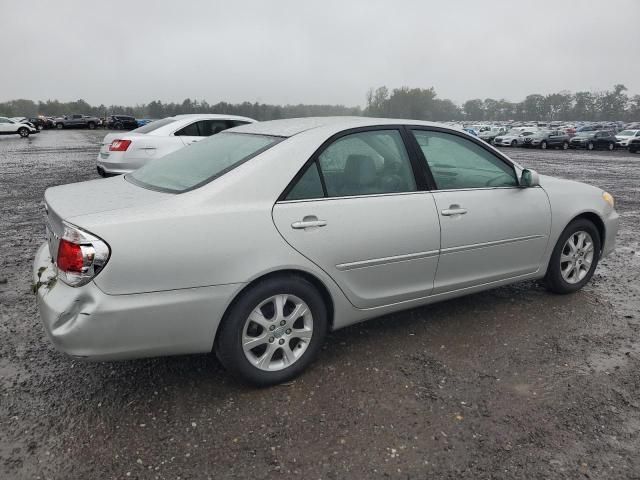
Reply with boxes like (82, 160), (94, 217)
(44, 176), (172, 235)
(539, 174), (602, 195)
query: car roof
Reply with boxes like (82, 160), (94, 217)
(230, 116), (448, 138)
(171, 113), (256, 122)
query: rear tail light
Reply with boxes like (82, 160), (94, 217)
(55, 222), (110, 287)
(109, 139), (131, 151)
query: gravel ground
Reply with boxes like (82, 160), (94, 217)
(1, 130), (639, 479)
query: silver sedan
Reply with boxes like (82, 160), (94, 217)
(33, 117), (619, 386)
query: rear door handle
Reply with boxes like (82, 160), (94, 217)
(441, 205), (467, 216)
(291, 216), (327, 229)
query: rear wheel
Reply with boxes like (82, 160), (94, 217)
(511, 140), (517, 147)
(114, 122), (122, 129)
(608, 142), (614, 151)
(545, 219), (601, 294)
(56, 123), (64, 129)
(216, 275), (328, 386)
(87, 122), (96, 130)
(587, 142), (594, 151)
(18, 127), (29, 138)
(540, 140), (547, 149)
(562, 141), (569, 150)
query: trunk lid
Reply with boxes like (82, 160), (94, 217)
(44, 176), (172, 259)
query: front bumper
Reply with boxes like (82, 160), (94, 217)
(602, 209), (620, 258)
(33, 243), (242, 361)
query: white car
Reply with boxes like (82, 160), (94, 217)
(614, 129), (640, 148)
(493, 129), (538, 147)
(96, 114), (256, 176)
(34, 117), (619, 386)
(0, 116), (38, 137)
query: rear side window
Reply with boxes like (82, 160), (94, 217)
(285, 129), (417, 200)
(286, 163), (324, 200)
(318, 130), (416, 197)
(174, 122), (200, 136)
(197, 120), (233, 136)
(128, 133), (281, 193)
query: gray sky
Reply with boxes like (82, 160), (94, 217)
(2, 0), (639, 107)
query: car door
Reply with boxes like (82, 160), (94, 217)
(409, 128), (551, 294)
(272, 127), (441, 309)
(0, 117), (13, 133)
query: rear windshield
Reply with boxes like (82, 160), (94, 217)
(127, 132), (281, 193)
(131, 117), (177, 134)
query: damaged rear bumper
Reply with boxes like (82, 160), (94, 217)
(33, 243), (242, 361)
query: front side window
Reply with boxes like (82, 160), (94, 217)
(318, 129), (416, 197)
(412, 130), (517, 190)
(128, 132), (281, 193)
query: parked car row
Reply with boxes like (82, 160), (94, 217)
(461, 124), (629, 151)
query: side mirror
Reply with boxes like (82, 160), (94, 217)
(520, 169), (540, 188)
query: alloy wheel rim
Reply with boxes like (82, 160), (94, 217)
(242, 294), (313, 371)
(560, 231), (594, 284)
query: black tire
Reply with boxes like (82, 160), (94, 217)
(562, 141), (569, 150)
(587, 142), (594, 151)
(216, 275), (328, 386)
(87, 122), (96, 130)
(511, 140), (517, 147)
(56, 123), (64, 129)
(608, 142), (614, 151)
(36, 124), (43, 131)
(545, 218), (601, 294)
(114, 122), (122, 129)
(540, 140), (547, 150)
(18, 127), (29, 138)
(630, 146), (638, 154)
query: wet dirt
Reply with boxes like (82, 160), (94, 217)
(1, 131), (639, 479)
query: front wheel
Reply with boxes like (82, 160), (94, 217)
(87, 122), (96, 130)
(216, 275), (328, 386)
(562, 141), (569, 150)
(545, 219), (601, 294)
(511, 140), (517, 147)
(540, 140), (548, 150)
(587, 142), (594, 151)
(18, 127), (29, 138)
(56, 123), (64, 129)
(608, 142), (614, 151)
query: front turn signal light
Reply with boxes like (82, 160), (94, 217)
(602, 191), (614, 208)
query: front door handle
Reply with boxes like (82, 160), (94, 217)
(441, 205), (468, 216)
(291, 215), (327, 229)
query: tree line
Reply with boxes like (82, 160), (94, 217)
(1, 84), (638, 121)
(366, 84), (640, 121)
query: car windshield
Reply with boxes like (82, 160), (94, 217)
(576, 131), (594, 137)
(127, 132), (282, 193)
(617, 130), (636, 136)
(131, 117), (177, 134)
